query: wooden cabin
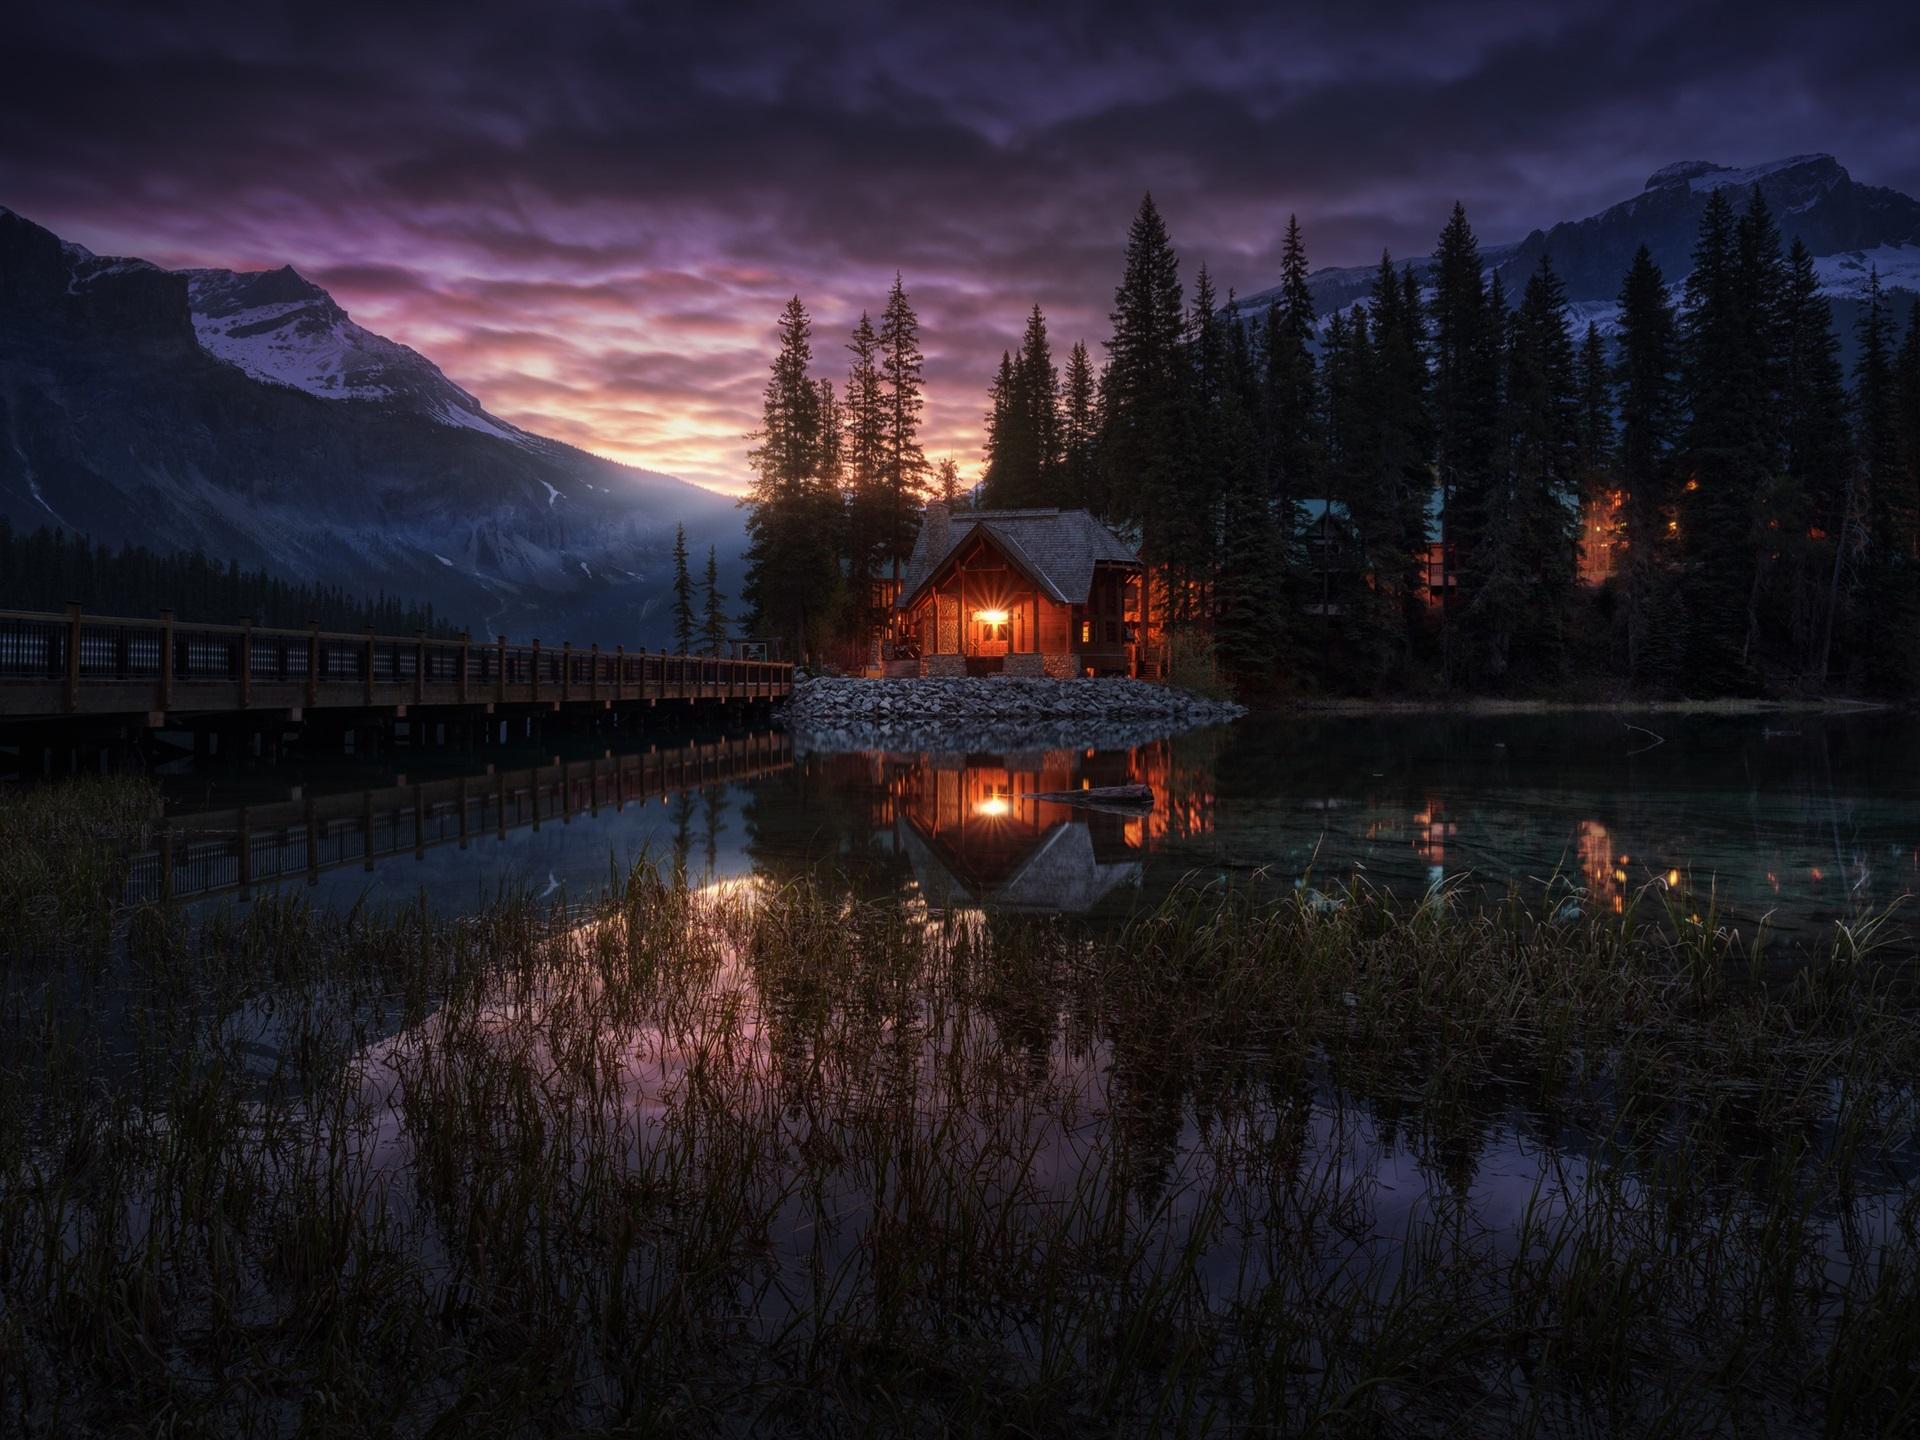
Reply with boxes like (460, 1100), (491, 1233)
(881, 504), (1149, 677)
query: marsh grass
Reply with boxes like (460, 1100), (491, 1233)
(0, 781), (1916, 1436)
(0, 776), (155, 962)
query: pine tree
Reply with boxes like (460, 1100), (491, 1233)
(1777, 240), (1852, 683)
(1061, 340), (1100, 513)
(1430, 203), (1500, 683)
(1315, 305), (1398, 686)
(671, 522), (694, 656)
(1854, 268), (1919, 690)
(842, 310), (888, 636)
(1679, 189), (1774, 693)
(1365, 255), (1435, 628)
(1267, 214), (1319, 530)
(1102, 194), (1186, 614)
(701, 544), (727, 656)
(1495, 255), (1581, 682)
(1020, 305), (1063, 500)
(1213, 298), (1284, 686)
(934, 456), (962, 504)
(743, 296), (843, 662)
(1167, 263), (1226, 623)
(878, 274), (927, 575)
(1900, 301), (1920, 559)
(1614, 245), (1683, 688)
(982, 349), (1016, 505)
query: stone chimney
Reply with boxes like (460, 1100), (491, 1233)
(921, 498), (951, 556)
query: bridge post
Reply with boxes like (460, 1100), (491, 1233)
(306, 620), (320, 709)
(363, 627), (376, 706)
(497, 634), (507, 705)
(590, 643), (599, 704)
(239, 616), (253, 710)
(415, 630), (426, 708)
(562, 640), (571, 703)
(459, 631), (470, 704)
(614, 644), (625, 702)
(159, 608), (175, 714)
(63, 601), (81, 714)
(531, 639), (541, 703)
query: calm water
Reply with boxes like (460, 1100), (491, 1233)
(143, 708), (1920, 951)
(40, 709), (1914, 1433)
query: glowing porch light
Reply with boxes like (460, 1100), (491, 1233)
(974, 607), (1010, 626)
(974, 795), (1011, 818)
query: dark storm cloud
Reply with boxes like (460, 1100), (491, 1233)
(2, 0), (1909, 490)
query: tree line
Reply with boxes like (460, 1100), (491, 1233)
(752, 190), (1920, 695)
(668, 522), (729, 656)
(741, 275), (960, 664)
(0, 520), (458, 636)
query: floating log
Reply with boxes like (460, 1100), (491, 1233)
(1022, 783), (1155, 808)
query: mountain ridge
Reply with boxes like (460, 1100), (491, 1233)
(1242, 153), (1920, 330)
(0, 205), (746, 647)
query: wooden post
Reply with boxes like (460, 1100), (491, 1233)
(306, 620), (320, 709)
(239, 616), (253, 709)
(590, 642), (599, 703)
(614, 644), (625, 702)
(415, 629), (426, 707)
(363, 627), (376, 706)
(531, 639), (541, 703)
(64, 601), (81, 714)
(497, 634), (507, 703)
(459, 630), (470, 704)
(159, 608), (175, 714)
(561, 640), (572, 703)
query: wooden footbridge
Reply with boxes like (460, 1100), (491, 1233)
(0, 605), (792, 748)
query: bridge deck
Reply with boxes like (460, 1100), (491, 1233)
(0, 607), (792, 724)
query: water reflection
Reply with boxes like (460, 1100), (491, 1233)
(141, 709), (1920, 948)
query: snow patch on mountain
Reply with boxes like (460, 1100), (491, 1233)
(1813, 245), (1920, 298)
(1690, 154), (1840, 194)
(181, 265), (533, 445)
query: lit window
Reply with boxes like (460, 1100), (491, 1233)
(1080, 620), (1092, 644)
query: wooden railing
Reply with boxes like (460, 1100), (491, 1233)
(124, 732), (793, 904)
(0, 605), (793, 721)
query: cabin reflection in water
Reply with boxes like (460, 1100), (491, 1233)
(891, 750), (1156, 914)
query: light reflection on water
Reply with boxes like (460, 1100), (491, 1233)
(142, 710), (1920, 948)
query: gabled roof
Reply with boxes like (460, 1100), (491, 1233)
(896, 507), (1139, 612)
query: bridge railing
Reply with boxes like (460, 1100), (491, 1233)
(0, 605), (794, 716)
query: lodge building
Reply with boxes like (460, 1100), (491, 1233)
(873, 503), (1152, 678)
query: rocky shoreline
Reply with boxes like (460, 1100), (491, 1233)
(784, 675), (1246, 754)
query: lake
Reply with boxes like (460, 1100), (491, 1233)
(10, 707), (1916, 1433)
(140, 707), (1920, 950)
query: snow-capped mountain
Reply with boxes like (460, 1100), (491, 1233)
(1, 206), (746, 646)
(1245, 154), (1920, 337)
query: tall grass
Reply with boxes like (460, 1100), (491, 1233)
(0, 776), (155, 962)
(0, 781), (1915, 1435)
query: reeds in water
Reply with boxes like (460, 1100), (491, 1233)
(0, 782), (1915, 1435)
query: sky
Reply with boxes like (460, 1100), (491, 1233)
(4, 0), (1916, 495)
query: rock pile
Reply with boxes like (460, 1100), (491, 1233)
(785, 676), (1245, 754)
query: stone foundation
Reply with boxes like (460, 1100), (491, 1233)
(1001, 652), (1047, 677)
(921, 652), (967, 677)
(1042, 652), (1079, 679)
(785, 675), (1247, 754)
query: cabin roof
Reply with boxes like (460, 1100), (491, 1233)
(896, 507), (1139, 612)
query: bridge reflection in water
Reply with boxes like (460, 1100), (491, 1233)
(129, 732), (793, 906)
